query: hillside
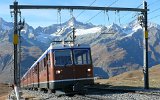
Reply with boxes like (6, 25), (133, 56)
(95, 64), (160, 88)
(0, 17), (160, 83)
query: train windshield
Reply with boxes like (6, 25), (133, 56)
(74, 49), (91, 65)
(55, 50), (72, 66)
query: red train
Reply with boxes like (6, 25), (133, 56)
(21, 43), (94, 92)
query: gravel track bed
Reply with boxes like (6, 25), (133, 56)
(9, 89), (160, 100)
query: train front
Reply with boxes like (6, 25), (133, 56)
(52, 43), (94, 91)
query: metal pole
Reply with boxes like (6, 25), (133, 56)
(73, 28), (75, 44)
(13, 1), (18, 86)
(143, 1), (149, 89)
(18, 29), (21, 87)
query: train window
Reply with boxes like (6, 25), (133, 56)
(41, 59), (45, 70)
(74, 49), (91, 65)
(39, 61), (43, 72)
(44, 57), (46, 67)
(54, 49), (72, 66)
(47, 54), (51, 66)
(34, 66), (38, 74)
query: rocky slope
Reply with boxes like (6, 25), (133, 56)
(0, 17), (160, 83)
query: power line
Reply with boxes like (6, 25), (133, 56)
(149, 14), (160, 20)
(148, 7), (160, 14)
(147, 0), (160, 7)
(85, 0), (119, 23)
(137, 3), (143, 8)
(76, 0), (97, 19)
(119, 3), (143, 25)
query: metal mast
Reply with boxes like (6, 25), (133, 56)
(13, 1), (18, 86)
(143, 1), (149, 89)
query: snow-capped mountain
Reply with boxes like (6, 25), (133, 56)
(0, 16), (160, 82)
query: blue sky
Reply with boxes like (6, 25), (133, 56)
(0, 0), (160, 28)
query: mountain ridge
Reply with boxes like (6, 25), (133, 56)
(0, 17), (160, 83)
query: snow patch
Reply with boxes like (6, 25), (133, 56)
(28, 33), (35, 39)
(21, 29), (27, 33)
(132, 25), (142, 32)
(75, 27), (101, 36)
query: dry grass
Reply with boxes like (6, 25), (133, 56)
(95, 64), (160, 89)
(0, 65), (159, 99)
(0, 83), (12, 100)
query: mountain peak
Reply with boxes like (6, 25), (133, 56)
(107, 23), (122, 33)
(68, 17), (76, 27)
(69, 17), (76, 22)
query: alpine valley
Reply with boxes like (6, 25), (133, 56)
(0, 17), (160, 83)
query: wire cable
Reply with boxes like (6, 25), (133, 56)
(76, 0), (97, 19)
(120, 3), (143, 25)
(85, 0), (119, 23)
(117, 11), (121, 25)
(147, 0), (160, 7)
(148, 7), (160, 14)
(119, 3), (142, 20)
(149, 14), (160, 20)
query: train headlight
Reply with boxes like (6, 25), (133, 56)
(56, 70), (61, 74)
(87, 68), (91, 72)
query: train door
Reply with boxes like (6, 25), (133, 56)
(39, 57), (48, 88)
(33, 64), (38, 88)
(48, 51), (56, 88)
(46, 54), (49, 89)
(37, 62), (40, 88)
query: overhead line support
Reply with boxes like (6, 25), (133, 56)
(143, 1), (149, 89)
(10, 1), (149, 90)
(13, 1), (18, 87)
(10, 5), (148, 12)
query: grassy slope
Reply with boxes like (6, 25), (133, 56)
(95, 64), (160, 88)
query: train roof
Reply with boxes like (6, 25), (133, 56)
(21, 43), (91, 79)
(50, 43), (90, 49)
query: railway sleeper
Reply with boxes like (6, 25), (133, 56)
(54, 85), (88, 97)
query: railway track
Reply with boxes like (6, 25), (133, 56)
(87, 86), (160, 95)
(9, 86), (160, 100)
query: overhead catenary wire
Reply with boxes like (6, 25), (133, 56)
(147, 0), (160, 7)
(149, 14), (160, 20)
(76, 0), (98, 19)
(148, 7), (160, 14)
(147, 0), (160, 21)
(117, 11), (121, 25)
(85, 0), (119, 23)
(58, 9), (62, 27)
(120, 3), (143, 25)
(106, 11), (110, 25)
(147, 0), (160, 20)
(119, 3), (142, 20)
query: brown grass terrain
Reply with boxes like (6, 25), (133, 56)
(0, 83), (12, 100)
(95, 64), (160, 89)
(0, 65), (160, 99)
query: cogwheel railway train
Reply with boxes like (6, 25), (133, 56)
(21, 42), (94, 92)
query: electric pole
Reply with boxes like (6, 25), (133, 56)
(138, 1), (149, 89)
(17, 19), (25, 87)
(13, 1), (18, 86)
(143, 1), (149, 89)
(72, 27), (75, 44)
